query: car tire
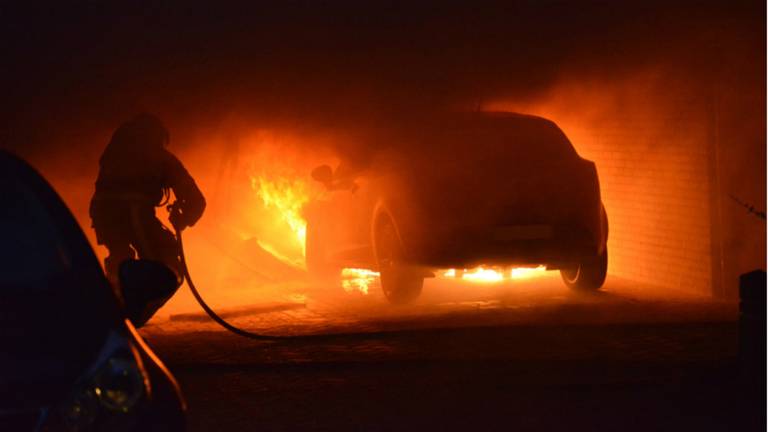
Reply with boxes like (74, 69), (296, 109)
(305, 222), (338, 279)
(560, 246), (608, 291)
(374, 216), (423, 304)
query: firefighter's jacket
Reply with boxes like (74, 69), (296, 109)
(90, 145), (205, 239)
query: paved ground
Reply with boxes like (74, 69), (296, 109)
(140, 273), (763, 431)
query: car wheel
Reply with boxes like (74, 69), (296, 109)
(305, 222), (338, 279)
(560, 246), (608, 291)
(374, 216), (423, 304)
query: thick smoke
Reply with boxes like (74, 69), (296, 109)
(0, 0), (762, 308)
(1, 1), (761, 143)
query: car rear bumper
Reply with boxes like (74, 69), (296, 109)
(410, 223), (601, 269)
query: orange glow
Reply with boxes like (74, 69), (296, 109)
(341, 268), (378, 295)
(443, 265), (548, 282)
(251, 175), (310, 265)
(510, 265), (547, 279)
(461, 267), (505, 282)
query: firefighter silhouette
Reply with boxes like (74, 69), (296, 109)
(90, 114), (205, 320)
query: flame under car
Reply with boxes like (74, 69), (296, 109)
(306, 112), (608, 303)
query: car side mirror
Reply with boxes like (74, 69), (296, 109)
(118, 259), (180, 327)
(311, 165), (334, 187)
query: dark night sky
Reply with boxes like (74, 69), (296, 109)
(0, 0), (764, 157)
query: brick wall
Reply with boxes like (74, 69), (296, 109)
(561, 99), (714, 294)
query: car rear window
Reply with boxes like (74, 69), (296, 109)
(435, 114), (579, 163)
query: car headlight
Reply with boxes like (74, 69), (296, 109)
(93, 356), (145, 413)
(60, 387), (99, 430)
(60, 354), (146, 430)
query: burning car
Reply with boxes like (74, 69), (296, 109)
(305, 112), (608, 303)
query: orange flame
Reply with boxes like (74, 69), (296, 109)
(249, 174), (375, 296)
(341, 268), (378, 295)
(461, 267), (505, 282)
(443, 265), (548, 282)
(248, 170), (546, 292)
(254, 176), (308, 249)
(251, 175), (309, 267)
(510, 265), (548, 279)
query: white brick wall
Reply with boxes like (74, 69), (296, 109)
(563, 104), (713, 294)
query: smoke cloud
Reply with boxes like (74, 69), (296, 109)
(0, 0), (762, 303)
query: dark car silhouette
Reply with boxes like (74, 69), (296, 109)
(306, 112), (608, 303)
(0, 151), (185, 431)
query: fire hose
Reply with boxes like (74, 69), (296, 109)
(170, 200), (360, 341)
(174, 225), (290, 341)
(174, 228), (381, 342)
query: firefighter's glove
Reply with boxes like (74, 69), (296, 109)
(168, 206), (187, 231)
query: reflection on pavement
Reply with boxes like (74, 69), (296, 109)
(144, 272), (735, 338)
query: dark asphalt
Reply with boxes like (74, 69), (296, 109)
(140, 275), (763, 431)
